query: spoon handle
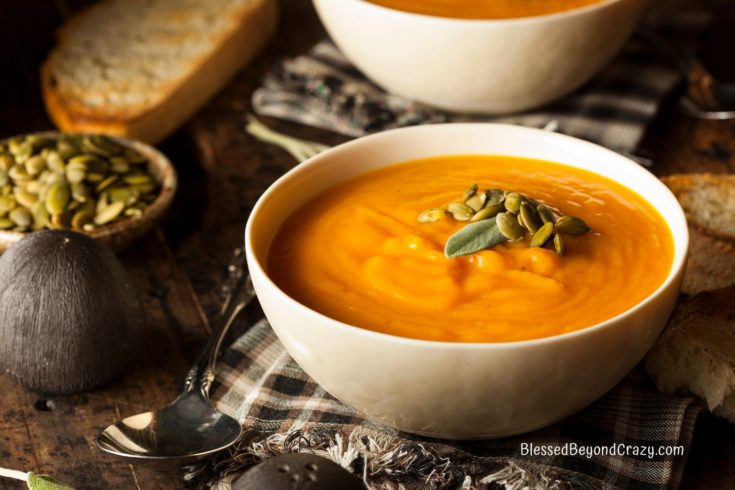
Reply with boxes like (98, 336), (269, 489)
(183, 247), (256, 398)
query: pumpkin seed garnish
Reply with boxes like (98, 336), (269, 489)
(496, 212), (524, 242)
(447, 202), (474, 221)
(555, 215), (590, 235)
(418, 208), (449, 223)
(520, 203), (542, 233)
(530, 222), (554, 247)
(420, 182), (591, 258)
(553, 233), (565, 256)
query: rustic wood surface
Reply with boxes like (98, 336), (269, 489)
(1, 0), (734, 488)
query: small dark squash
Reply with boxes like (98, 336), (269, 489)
(0, 229), (144, 394)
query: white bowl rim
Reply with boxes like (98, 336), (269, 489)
(245, 122), (688, 351)
(336, 0), (628, 26)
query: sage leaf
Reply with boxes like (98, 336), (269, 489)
(27, 472), (75, 490)
(445, 217), (505, 258)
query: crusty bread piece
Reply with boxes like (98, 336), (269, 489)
(661, 173), (735, 240)
(41, 0), (278, 143)
(645, 286), (735, 422)
(681, 225), (735, 295)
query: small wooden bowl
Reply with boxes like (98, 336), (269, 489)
(0, 132), (177, 253)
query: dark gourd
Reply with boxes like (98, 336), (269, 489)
(0, 229), (143, 393)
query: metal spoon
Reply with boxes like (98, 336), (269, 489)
(97, 248), (254, 461)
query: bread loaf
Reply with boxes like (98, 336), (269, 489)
(41, 0), (278, 143)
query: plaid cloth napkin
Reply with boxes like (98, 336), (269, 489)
(190, 321), (701, 490)
(252, 39), (681, 156)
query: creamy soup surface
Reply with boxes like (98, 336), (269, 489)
(365, 0), (605, 19)
(268, 155), (673, 343)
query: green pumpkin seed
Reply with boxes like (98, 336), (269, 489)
(0, 169), (7, 187)
(95, 175), (118, 193)
(46, 150), (65, 173)
(0, 196), (14, 216)
(462, 183), (478, 201)
(465, 192), (487, 212)
(132, 183), (156, 194)
(9, 207), (31, 228)
(553, 233), (565, 256)
(476, 202), (505, 221)
(82, 135), (123, 157)
(418, 208), (449, 223)
(65, 165), (86, 184)
(124, 148), (148, 164)
(56, 139), (80, 160)
(14, 188), (37, 208)
(470, 206), (497, 222)
(8, 165), (30, 182)
(520, 203), (542, 233)
(109, 157), (131, 174)
(556, 215), (590, 235)
(11, 140), (32, 163)
(86, 172), (105, 183)
(44, 171), (66, 185)
(31, 201), (49, 230)
(71, 182), (91, 202)
(530, 222), (554, 247)
(25, 155), (46, 176)
(485, 189), (505, 206)
(0, 154), (13, 171)
(448, 202), (474, 221)
(123, 173), (153, 186)
(504, 192), (522, 214)
(0, 217), (13, 229)
(50, 212), (70, 229)
(94, 201), (125, 225)
(537, 204), (556, 224)
(24, 180), (43, 194)
(45, 182), (70, 215)
(71, 208), (94, 230)
(124, 207), (144, 218)
(496, 212), (524, 242)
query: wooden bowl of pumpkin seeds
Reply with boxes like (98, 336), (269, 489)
(0, 132), (177, 253)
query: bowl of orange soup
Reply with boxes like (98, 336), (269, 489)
(245, 124), (687, 439)
(312, 0), (647, 114)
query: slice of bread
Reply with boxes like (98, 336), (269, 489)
(41, 0), (278, 143)
(645, 285), (735, 422)
(681, 225), (735, 296)
(661, 173), (735, 240)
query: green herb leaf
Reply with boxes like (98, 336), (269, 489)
(27, 472), (75, 490)
(445, 217), (505, 258)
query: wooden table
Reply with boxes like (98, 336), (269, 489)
(1, 1), (734, 488)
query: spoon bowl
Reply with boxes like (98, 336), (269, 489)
(97, 391), (242, 460)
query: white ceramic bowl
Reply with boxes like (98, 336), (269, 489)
(245, 124), (687, 439)
(312, 0), (646, 114)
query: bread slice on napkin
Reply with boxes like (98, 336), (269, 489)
(645, 285), (735, 422)
(661, 173), (735, 295)
(41, 0), (278, 143)
(661, 173), (735, 240)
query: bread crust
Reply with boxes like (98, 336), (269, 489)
(661, 173), (735, 242)
(41, 0), (279, 143)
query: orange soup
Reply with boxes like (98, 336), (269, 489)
(365, 0), (605, 19)
(268, 155), (674, 343)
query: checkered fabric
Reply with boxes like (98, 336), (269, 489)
(252, 34), (679, 155)
(192, 321), (701, 490)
